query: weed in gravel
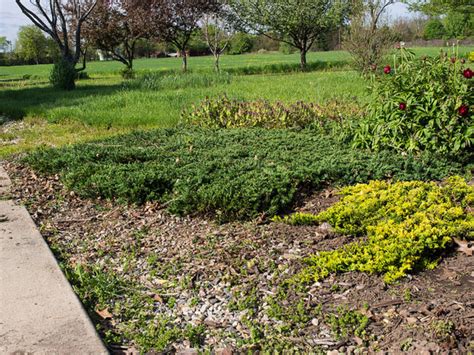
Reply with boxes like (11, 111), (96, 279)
(326, 306), (369, 340)
(431, 320), (455, 341)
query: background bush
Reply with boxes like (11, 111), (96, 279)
(227, 33), (255, 55)
(49, 58), (76, 90)
(24, 128), (471, 222)
(423, 19), (446, 40)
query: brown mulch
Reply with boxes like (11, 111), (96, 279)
(4, 161), (473, 354)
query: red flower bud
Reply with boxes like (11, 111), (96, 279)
(458, 105), (469, 117)
(383, 65), (391, 74)
(399, 103), (406, 111)
(463, 68), (473, 79)
(450, 57), (456, 63)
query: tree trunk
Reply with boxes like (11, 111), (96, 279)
(214, 54), (220, 72)
(182, 51), (188, 72)
(300, 49), (307, 71)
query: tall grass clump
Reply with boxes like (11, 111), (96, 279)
(224, 60), (348, 75)
(125, 71), (233, 90)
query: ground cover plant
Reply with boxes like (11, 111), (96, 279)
(23, 128), (472, 222)
(275, 176), (474, 283)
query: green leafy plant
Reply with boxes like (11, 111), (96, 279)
(326, 306), (369, 339)
(120, 67), (136, 79)
(182, 95), (363, 130)
(353, 48), (473, 155)
(282, 176), (474, 283)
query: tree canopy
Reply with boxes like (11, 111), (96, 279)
(228, 0), (349, 69)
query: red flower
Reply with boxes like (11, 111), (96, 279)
(463, 68), (473, 79)
(399, 103), (407, 111)
(384, 65), (391, 74)
(458, 105), (469, 117)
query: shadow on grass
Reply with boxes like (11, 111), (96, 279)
(0, 83), (122, 121)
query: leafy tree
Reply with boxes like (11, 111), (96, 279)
(0, 36), (11, 53)
(15, 26), (48, 64)
(85, 0), (159, 74)
(228, 0), (349, 70)
(444, 11), (473, 39)
(423, 18), (446, 39)
(404, 0), (473, 16)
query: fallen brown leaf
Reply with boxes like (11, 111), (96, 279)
(453, 238), (473, 256)
(96, 308), (113, 319)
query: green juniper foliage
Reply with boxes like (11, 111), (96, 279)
(280, 176), (474, 283)
(24, 128), (470, 222)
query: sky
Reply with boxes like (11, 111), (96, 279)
(0, 0), (415, 43)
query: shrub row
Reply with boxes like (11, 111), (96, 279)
(277, 176), (473, 283)
(24, 128), (472, 222)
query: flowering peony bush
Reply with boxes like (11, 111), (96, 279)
(353, 49), (473, 155)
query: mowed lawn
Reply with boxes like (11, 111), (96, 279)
(0, 46), (472, 157)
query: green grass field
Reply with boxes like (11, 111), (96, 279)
(1, 46), (472, 157)
(1, 46), (471, 80)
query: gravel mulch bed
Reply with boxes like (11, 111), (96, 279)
(5, 161), (473, 354)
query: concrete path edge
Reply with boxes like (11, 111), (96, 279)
(0, 164), (109, 354)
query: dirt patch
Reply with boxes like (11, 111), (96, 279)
(5, 161), (473, 353)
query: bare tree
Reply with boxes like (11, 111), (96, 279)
(15, 0), (98, 71)
(157, 0), (220, 72)
(343, 0), (397, 73)
(85, 0), (158, 74)
(203, 3), (232, 72)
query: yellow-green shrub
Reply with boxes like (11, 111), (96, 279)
(280, 176), (473, 283)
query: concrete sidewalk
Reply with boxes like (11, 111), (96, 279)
(0, 166), (108, 354)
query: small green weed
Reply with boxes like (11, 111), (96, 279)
(326, 306), (369, 340)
